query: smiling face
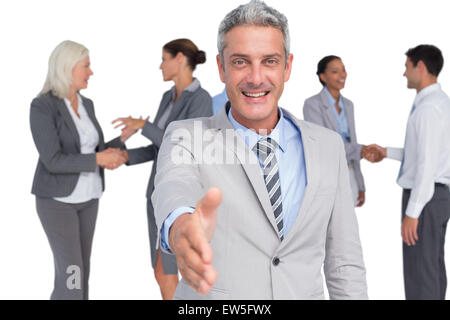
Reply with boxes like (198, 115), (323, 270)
(217, 25), (293, 132)
(71, 56), (93, 91)
(319, 58), (347, 92)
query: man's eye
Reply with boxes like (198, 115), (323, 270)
(233, 60), (245, 65)
(267, 59), (277, 64)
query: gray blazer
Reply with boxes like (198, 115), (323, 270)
(126, 81), (212, 198)
(30, 92), (123, 198)
(303, 89), (365, 192)
(152, 105), (368, 300)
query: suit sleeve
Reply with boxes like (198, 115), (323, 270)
(343, 102), (364, 162)
(151, 121), (205, 253)
(30, 98), (97, 174)
(353, 160), (365, 192)
(324, 137), (368, 299)
(126, 144), (158, 165)
(303, 99), (326, 126)
(141, 121), (165, 148)
(105, 136), (125, 149)
(348, 102), (365, 192)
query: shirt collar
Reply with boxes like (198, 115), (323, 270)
(63, 93), (81, 106)
(323, 86), (344, 108)
(227, 107), (286, 153)
(414, 83), (441, 107)
(170, 78), (200, 99)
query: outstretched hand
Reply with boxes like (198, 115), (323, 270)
(112, 116), (149, 142)
(169, 187), (222, 295)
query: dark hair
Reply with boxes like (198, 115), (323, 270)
(163, 38), (206, 71)
(316, 55), (341, 86)
(405, 44), (444, 77)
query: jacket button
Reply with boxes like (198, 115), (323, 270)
(272, 257), (280, 266)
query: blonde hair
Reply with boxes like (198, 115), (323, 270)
(40, 40), (89, 99)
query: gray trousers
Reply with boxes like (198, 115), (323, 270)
(36, 197), (99, 300)
(147, 198), (178, 274)
(402, 183), (450, 300)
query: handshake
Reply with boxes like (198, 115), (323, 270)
(96, 148), (128, 170)
(361, 144), (387, 163)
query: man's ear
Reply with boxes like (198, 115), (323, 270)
(284, 53), (294, 82)
(417, 60), (428, 74)
(216, 54), (226, 84)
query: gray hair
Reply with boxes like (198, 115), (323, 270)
(40, 40), (89, 99)
(217, 0), (290, 64)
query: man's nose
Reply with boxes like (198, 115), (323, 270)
(246, 63), (263, 87)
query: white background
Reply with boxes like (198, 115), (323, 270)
(0, 0), (449, 300)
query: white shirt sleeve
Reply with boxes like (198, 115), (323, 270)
(405, 108), (443, 219)
(386, 147), (403, 161)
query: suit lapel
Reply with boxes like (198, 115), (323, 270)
(167, 91), (193, 125)
(153, 91), (172, 125)
(213, 104), (280, 236)
(81, 96), (105, 149)
(56, 96), (81, 151)
(320, 89), (339, 131)
(280, 112), (320, 244)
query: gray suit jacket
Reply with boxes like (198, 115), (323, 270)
(303, 89), (365, 192)
(30, 92), (123, 198)
(152, 105), (368, 300)
(126, 82), (212, 199)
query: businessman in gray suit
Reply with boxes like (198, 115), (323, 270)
(152, 0), (367, 299)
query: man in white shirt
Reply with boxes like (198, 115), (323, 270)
(366, 44), (450, 299)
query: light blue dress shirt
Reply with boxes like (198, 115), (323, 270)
(161, 108), (307, 250)
(212, 89), (228, 115)
(324, 87), (350, 143)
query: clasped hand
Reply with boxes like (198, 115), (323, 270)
(362, 144), (387, 163)
(96, 148), (128, 170)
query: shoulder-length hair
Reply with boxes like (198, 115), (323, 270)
(39, 40), (89, 99)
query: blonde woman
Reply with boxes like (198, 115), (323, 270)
(30, 40), (127, 299)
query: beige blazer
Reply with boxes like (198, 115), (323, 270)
(152, 104), (367, 300)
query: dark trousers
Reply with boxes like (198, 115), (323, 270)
(36, 197), (99, 300)
(402, 184), (450, 300)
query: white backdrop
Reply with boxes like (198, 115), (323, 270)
(0, 0), (449, 300)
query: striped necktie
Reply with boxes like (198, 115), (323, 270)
(397, 104), (416, 180)
(253, 137), (284, 240)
